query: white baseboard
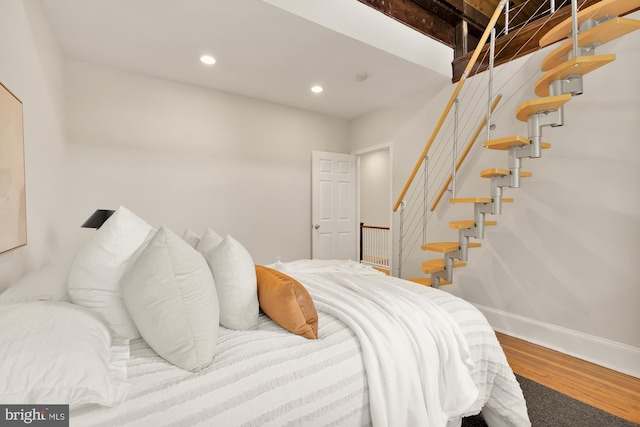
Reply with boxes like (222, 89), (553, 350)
(474, 303), (640, 379)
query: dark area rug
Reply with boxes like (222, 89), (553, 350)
(461, 374), (639, 427)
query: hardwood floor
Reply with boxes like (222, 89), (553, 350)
(496, 332), (640, 424)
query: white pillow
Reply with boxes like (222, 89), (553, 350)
(0, 264), (70, 305)
(182, 229), (201, 248)
(67, 206), (153, 339)
(122, 229), (157, 277)
(202, 235), (258, 330)
(122, 227), (219, 372)
(0, 302), (129, 408)
(195, 227), (223, 254)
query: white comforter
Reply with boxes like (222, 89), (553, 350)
(280, 260), (530, 427)
(281, 260), (478, 426)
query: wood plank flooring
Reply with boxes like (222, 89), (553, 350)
(496, 332), (640, 424)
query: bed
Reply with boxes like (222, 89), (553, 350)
(0, 207), (530, 427)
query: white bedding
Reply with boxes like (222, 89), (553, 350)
(282, 260), (530, 427)
(72, 311), (369, 426)
(71, 260), (530, 427)
(284, 261), (477, 426)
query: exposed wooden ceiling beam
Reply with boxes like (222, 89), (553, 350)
(357, 0), (456, 47)
(411, 0), (464, 26)
(357, 0), (502, 51)
(411, 0), (495, 35)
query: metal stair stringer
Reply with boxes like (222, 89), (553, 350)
(516, 94), (572, 158)
(424, 198), (513, 288)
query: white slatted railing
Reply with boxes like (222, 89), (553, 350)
(360, 224), (391, 270)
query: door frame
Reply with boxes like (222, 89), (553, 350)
(352, 142), (393, 274)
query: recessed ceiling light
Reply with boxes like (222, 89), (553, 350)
(311, 85), (323, 94)
(200, 55), (216, 65)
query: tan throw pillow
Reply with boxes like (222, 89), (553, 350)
(255, 266), (318, 340)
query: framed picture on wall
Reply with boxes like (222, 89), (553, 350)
(0, 82), (27, 254)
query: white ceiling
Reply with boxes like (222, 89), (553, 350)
(39, 0), (453, 120)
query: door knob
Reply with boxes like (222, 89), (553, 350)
(314, 224), (320, 229)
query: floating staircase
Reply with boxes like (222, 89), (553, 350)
(408, 0), (639, 288)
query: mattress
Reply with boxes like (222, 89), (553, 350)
(71, 260), (529, 427)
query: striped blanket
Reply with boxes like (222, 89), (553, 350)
(71, 260), (529, 427)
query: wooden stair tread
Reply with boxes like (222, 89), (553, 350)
(535, 54), (616, 96)
(516, 94), (573, 122)
(422, 242), (481, 253)
(408, 277), (452, 286)
(450, 220), (497, 229)
(540, 0), (640, 47)
(421, 259), (467, 274)
(450, 197), (514, 203)
(542, 18), (640, 71)
(484, 135), (528, 149)
(480, 168), (533, 178)
(484, 135), (551, 150)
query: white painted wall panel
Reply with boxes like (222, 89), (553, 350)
(0, 0), (67, 289)
(62, 61), (350, 265)
(359, 149), (390, 227)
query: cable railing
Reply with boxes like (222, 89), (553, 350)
(393, 0), (508, 214)
(393, 0), (592, 278)
(393, 1), (508, 278)
(430, 95), (503, 212)
(452, 0), (601, 82)
(503, 0), (572, 35)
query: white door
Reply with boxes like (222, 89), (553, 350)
(311, 151), (357, 260)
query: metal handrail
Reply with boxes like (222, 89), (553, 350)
(393, 0), (507, 212)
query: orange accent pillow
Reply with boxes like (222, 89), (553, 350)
(255, 266), (318, 339)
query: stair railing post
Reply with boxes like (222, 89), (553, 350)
(359, 222), (364, 262)
(486, 28), (496, 143)
(504, 1), (510, 35)
(451, 99), (459, 199)
(422, 156), (429, 246)
(571, 0), (579, 59)
(398, 200), (405, 278)
(550, 0), (556, 14)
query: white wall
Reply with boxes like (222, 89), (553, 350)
(62, 60), (350, 265)
(359, 149), (390, 227)
(0, 0), (67, 289)
(350, 24), (640, 377)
